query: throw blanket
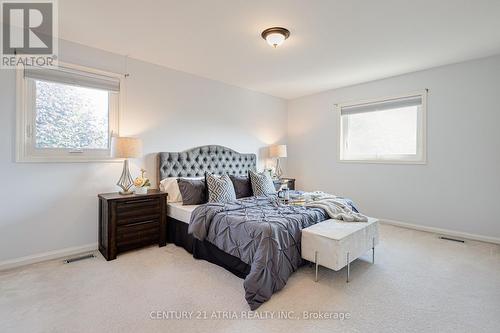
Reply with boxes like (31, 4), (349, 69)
(304, 194), (368, 222)
(188, 196), (327, 310)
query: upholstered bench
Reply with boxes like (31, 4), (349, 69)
(301, 218), (379, 282)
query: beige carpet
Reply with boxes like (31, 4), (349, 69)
(1, 224), (499, 333)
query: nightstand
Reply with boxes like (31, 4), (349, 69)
(273, 178), (296, 191)
(98, 190), (167, 261)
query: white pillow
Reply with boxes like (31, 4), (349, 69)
(159, 177), (205, 203)
(159, 177), (182, 202)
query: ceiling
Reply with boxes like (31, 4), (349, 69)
(58, 0), (500, 99)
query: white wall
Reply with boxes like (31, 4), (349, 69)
(2, 41), (499, 265)
(0, 40), (287, 263)
(287, 55), (500, 239)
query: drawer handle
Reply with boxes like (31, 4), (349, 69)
(121, 220), (157, 227)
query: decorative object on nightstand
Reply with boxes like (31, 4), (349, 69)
(111, 136), (143, 195)
(133, 168), (151, 195)
(273, 177), (296, 191)
(98, 190), (167, 261)
(277, 187), (290, 203)
(269, 144), (287, 179)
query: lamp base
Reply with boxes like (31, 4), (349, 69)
(275, 158), (283, 179)
(116, 159), (134, 195)
(118, 190), (134, 195)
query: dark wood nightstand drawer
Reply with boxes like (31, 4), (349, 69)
(117, 219), (159, 247)
(116, 198), (161, 218)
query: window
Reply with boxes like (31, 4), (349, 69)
(339, 92), (426, 163)
(16, 63), (121, 162)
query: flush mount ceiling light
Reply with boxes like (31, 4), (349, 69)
(261, 27), (290, 48)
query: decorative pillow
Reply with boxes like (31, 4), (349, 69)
(159, 177), (182, 202)
(206, 173), (236, 203)
(249, 170), (276, 196)
(177, 178), (207, 205)
(229, 175), (253, 199)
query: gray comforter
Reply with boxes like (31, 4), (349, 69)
(188, 196), (328, 310)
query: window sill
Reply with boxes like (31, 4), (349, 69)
(15, 156), (125, 163)
(338, 159), (427, 165)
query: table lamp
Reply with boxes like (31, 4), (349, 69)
(269, 144), (287, 179)
(111, 136), (143, 195)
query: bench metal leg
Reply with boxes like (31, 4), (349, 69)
(372, 237), (375, 264)
(346, 252), (350, 283)
(314, 251), (319, 282)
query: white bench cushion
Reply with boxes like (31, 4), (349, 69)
(301, 218), (379, 271)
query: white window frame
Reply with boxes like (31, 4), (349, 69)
(16, 62), (123, 163)
(337, 91), (427, 164)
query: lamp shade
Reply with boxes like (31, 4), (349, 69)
(269, 144), (287, 158)
(111, 137), (142, 158)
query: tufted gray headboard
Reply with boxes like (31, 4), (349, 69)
(157, 145), (256, 183)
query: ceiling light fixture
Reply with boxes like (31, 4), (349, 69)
(261, 27), (290, 48)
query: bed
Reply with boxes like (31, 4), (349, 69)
(159, 145), (258, 278)
(158, 145), (329, 309)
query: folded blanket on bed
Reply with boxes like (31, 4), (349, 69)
(304, 194), (368, 222)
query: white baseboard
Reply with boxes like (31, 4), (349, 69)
(1, 219), (498, 271)
(379, 218), (500, 245)
(0, 243), (98, 271)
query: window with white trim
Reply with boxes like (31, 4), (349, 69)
(16, 63), (121, 162)
(339, 92), (426, 163)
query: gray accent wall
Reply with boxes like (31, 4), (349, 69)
(287, 55), (500, 240)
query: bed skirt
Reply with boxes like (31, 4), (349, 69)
(166, 217), (251, 279)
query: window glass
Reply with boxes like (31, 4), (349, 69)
(34, 80), (109, 150)
(344, 106), (418, 156)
